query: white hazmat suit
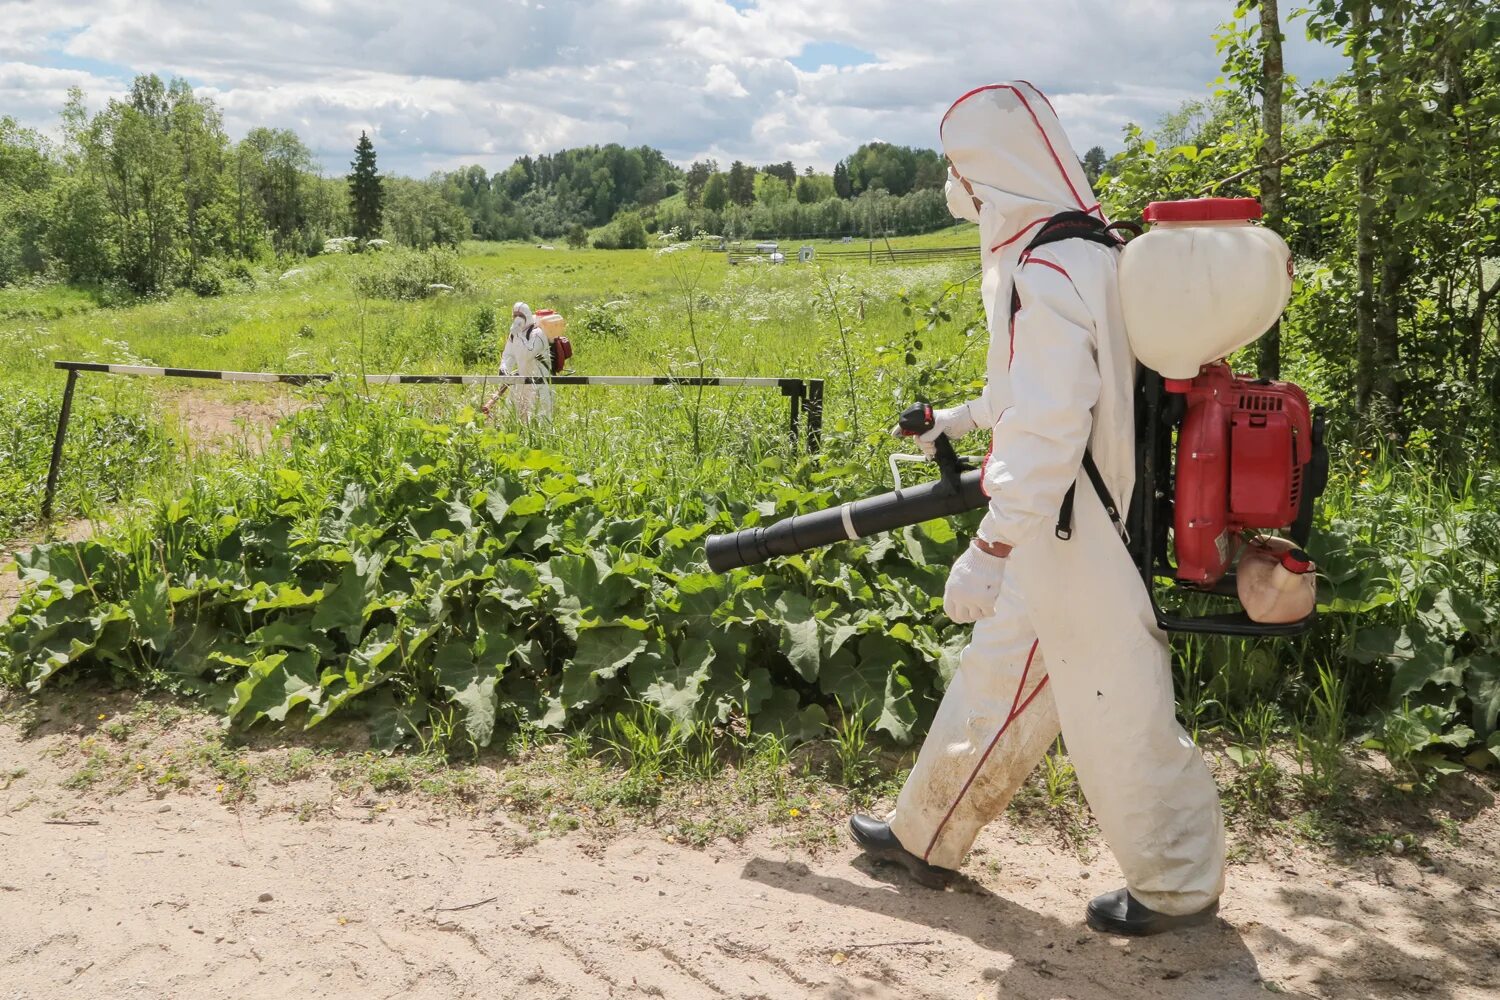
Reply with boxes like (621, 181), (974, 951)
(884, 82), (1225, 917)
(497, 302), (553, 422)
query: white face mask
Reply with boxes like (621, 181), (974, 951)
(945, 175), (981, 224)
(510, 314), (527, 337)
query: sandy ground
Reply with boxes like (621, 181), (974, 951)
(2, 713), (1498, 1000)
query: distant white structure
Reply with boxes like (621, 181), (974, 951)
(366, 239), (390, 250)
(426, 283), (455, 293)
(798, 246), (815, 263)
(755, 241), (779, 253)
(278, 268), (306, 281)
(769, 251), (786, 264)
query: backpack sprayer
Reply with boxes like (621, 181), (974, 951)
(705, 198), (1329, 638)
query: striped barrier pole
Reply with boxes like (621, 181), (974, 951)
(43, 363), (828, 517)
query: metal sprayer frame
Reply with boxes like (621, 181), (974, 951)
(42, 361), (825, 520)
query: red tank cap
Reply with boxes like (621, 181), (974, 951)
(1279, 549), (1314, 574)
(1143, 198), (1263, 223)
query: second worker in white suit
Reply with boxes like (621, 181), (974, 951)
(849, 82), (1225, 937)
(484, 301), (554, 423)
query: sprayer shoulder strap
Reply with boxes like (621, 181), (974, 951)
(1054, 450), (1123, 541)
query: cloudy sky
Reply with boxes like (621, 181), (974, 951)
(1, 0), (1344, 177)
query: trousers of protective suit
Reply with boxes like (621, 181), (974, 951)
(887, 483), (1224, 915)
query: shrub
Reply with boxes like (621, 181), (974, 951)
(460, 305), (500, 366)
(574, 301), (627, 340)
(188, 259), (227, 297)
(353, 246), (475, 301)
(592, 212), (648, 250)
(565, 223), (589, 250)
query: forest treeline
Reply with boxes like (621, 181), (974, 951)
(0, 76), (1112, 292)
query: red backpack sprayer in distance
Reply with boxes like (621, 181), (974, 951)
(705, 198), (1328, 638)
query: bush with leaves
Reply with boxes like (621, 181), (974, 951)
(0, 393), (968, 751)
(459, 305), (500, 367)
(352, 246), (474, 301)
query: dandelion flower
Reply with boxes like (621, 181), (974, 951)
(788, 807), (801, 818)
(97, 714), (107, 720)
(216, 783), (224, 793)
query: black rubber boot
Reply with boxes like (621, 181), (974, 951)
(848, 815), (957, 889)
(1085, 887), (1220, 936)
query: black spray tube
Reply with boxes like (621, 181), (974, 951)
(706, 403), (985, 573)
(705, 469), (987, 572)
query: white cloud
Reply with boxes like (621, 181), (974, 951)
(7, 0), (1346, 176)
(703, 63), (749, 99)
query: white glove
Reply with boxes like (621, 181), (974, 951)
(890, 402), (979, 458)
(943, 543), (1006, 623)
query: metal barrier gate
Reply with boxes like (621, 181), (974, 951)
(42, 361), (825, 519)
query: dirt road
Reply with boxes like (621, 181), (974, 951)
(2, 716), (1498, 1000)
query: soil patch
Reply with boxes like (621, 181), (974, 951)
(2, 697), (1497, 1000)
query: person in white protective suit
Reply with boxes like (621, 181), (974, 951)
(483, 301), (554, 422)
(849, 82), (1225, 937)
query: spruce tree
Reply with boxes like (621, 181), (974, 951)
(348, 131), (383, 240)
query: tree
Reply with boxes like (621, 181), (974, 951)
(684, 159), (715, 207)
(1255, 0), (1285, 379)
(565, 222), (589, 249)
(245, 126), (314, 251)
(349, 131), (383, 240)
(1081, 146), (1109, 186)
(382, 175), (467, 248)
(165, 80), (231, 282)
(727, 161), (756, 207)
(832, 161), (853, 199)
(702, 172), (729, 212)
(0, 116), (55, 283)
(761, 160), (797, 185)
(795, 169), (833, 205)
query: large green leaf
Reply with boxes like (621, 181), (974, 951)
(128, 577), (172, 653)
(1464, 653), (1500, 740)
(544, 552), (636, 619)
(775, 591), (820, 681)
(561, 626), (647, 711)
(434, 642), (500, 747)
(752, 687), (828, 743)
(628, 638), (709, 723)
(226, 650), (322, 727)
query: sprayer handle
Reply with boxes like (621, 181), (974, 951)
(896, 401), (970, 495)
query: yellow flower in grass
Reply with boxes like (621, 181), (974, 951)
(788, 807), (801, 818)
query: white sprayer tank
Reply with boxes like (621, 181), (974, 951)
(534, 309), (567, 341)
(1118, 198), (1292, 379)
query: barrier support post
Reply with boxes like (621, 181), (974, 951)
(42, 369), (79, 521)
(804, 380), (824, 453)
(786, 382), (803, 451)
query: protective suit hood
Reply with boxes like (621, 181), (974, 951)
(940, 81), (1102, 246)
(940, 82), (1107, 433)
(511, 301), (535, 332)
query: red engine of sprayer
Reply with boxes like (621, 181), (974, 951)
(1170, 362), (1314, 585)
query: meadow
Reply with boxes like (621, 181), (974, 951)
(1, 230), (1496, 836)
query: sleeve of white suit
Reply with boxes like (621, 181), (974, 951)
(976, 255), (1102, 547)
